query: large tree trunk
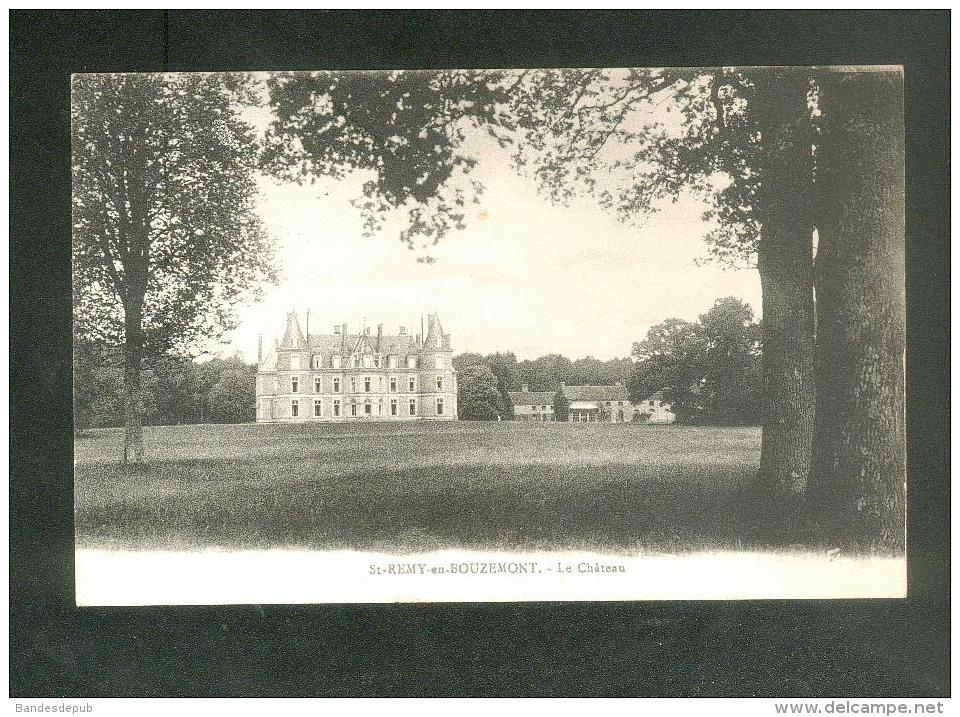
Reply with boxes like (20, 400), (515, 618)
(122, 299), (145, 464)
(752, 70), (818, 499)
(809, 70), (906, 552)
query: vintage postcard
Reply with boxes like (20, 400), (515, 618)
(72, 67), (906, 605)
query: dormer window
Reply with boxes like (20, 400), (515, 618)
(311, 354), (322, 369)
(436, 355), (444, 369)
(332, 355), (341, 369)
(374, 355), (381, 368)
(289, 354), (300, 371)
(406, 355), (417, 369)
(352, 355), (360, 368)
(387, 355), (398, 369)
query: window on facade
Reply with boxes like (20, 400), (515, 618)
(390, 377), (397, 392)
(436, 398), (444, 415)
(390, 399), (398, 416)
(350, 377), (356, 392)
(409, 399), (416, 416)
(333, 400), (341, 417)
(365, 402), (372, 415)
(409, 377), (416, 392)
(649, 400), (654, 406)
(333, 378), (341, 393)
(314, 400), (322, 417)
(291, 376), (299, 393)
(542, 405), (548, 411)
(314, 377), (322, 393)
(351, 402), (357, 417)
(364, 377), (371, 392)
(291, 399), (299, 417)
(436, 376), (443, 390)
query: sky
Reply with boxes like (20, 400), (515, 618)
(216, 74), (762, 362)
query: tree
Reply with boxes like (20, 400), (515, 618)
(452, 352), (485, 373)
(206, 365), (257, 424)
(509, 68), (816, 495)
(519, 354), (573, 392)
(262, 70), (517, 257)
(552, 388), (570, 422)
(808, 69), (905, 551)
(484, 352), (521, 419)
(72, 73), (275, 462)
(73, 337), (99, 435)
(628, 318), (707, 423)
(457, 365), (502, 421)
(698, 297), (763, 425)
(150, 356), (204, 425)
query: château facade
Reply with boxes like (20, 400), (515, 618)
(256, 312), (457, 422)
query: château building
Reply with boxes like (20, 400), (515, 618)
(256, 312), (457, 422)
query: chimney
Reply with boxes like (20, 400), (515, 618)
(365, 326), (371, 335)
(334, 324), (341, 335)
(257, 333), (263, 364)
(521, 383), (529, 392)
(399, 325), (406, 335)
(342, 323), (348, 337)
(305, 308), (310, 338)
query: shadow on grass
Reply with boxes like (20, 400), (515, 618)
(75, 457), (804, 555)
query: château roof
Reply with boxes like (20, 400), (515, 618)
(277, 313), (451, 354)
(303, 332), (421, 355)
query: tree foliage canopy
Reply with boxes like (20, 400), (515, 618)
(261, 70), (518, 256)
(508, 67), (772, 268)
(72, 72), (276, 357)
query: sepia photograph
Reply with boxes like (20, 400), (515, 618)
(71, 65), (907, 605)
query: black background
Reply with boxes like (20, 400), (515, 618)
(10, 10), (950, 697)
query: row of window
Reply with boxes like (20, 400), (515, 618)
(288, 354), (445, 371)
(289, 398), (445, 417)
(287, 375), (445, 394)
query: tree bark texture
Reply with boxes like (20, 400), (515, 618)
(122, 298), (145, 464)
(753, 70), (818, 498)
(810, 70), (906, 552)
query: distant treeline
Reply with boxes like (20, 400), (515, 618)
(74, 339), (256, 432)
(454, 298), (763, 425)
(74, 297), (761, 430)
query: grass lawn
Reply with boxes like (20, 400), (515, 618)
(74, 420), (803, 554)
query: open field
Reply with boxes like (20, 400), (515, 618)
(74, 421), (807, 554)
